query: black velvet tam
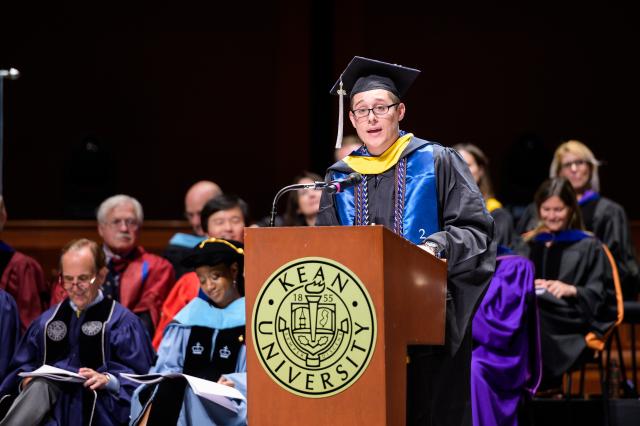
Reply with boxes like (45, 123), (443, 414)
(181, 238), (244, 269)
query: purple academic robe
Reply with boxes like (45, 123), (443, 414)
(471, 255), (542, 426)
(0, 289), (20, 382)
(0, 299), (154, 425)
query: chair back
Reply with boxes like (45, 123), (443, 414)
(585, 243), (624, 351)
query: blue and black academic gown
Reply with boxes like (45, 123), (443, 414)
(130, 295), (247, 426)
(0, 289), (20, 382)
(525, 230), (616, 382)
(0, 294), (155, 426)
(317, 135), (496, 426)
(516, 192), (640, 299)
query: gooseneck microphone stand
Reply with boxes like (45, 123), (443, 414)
(269, 173), (363, 227)
(269, 182), (330, 227)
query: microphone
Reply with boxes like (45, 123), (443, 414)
(268, 173), (363, 227)
(0, 68), (20, 80)
(325, 172), (363, 194)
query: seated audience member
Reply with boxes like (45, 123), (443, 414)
(334, 134), (363, 161)
(0, 196), (48, 331)
(152, 195), (248, 349)
(256, 171), (322, 227)
(130, 238), (246, 426)
(0, 289), (20, 382)
(164, 181), (222, 279)
(517, 140), (640, 299)
(454, 143), (523, 251)
(50, 195), (175, 337)
(283, 172), (322, 226)
(523, 178), (617, 393)
(0, 239), (154, 426)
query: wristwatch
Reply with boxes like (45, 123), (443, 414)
(424, 241), (444, 259)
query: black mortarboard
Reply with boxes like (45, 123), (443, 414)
(330, 56), (421, 99)
(330, 57), (420, 149)
(181, 238), (244, 269)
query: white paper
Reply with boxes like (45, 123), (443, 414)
(120, 372), (245, 413)
(119, 372), (178, 385)
(19, 364), (87, 383)
(535, 287), (546, 295)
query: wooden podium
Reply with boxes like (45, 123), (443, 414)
(244, 225), (447, 425)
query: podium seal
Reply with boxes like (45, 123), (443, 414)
(252, 257), (377, 398)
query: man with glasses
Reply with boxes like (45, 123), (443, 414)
(152, 194), (249, 349)
(51, 195), (175, 337)
(163, 180), (223, 279)
(0, 238), (154, 426)
(317, 57), (495, 426)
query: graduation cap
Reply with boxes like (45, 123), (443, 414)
(181, 238), (244, 269)
(330, 57), (421, 148)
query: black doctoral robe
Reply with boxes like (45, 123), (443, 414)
(516, 196), (640, 299)
(525, 233), (616, 380)
(317, 138), (496, 426)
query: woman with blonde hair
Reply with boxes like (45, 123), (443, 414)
(517, 140), (640, 299)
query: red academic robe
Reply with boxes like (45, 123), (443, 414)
(51, 246), (175, 326)
(151, 271), (199, 349)
(0, 245), (47, 331)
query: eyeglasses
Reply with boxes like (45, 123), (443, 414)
(351, 103), (399, 119)
(560, 159), (588, 170)
(105, 218), (139, 230)
(61, 274), (96, 290)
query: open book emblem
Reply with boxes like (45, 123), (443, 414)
(219, 346), (231, 359)
(192, 342), (204, 355)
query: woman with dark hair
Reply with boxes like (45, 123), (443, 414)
(131, 238), (247, 425)
(517, 140), (640, 299)
(255, 171), (322, 227)
(454, 143), (522, 251)
(282, 171), (323, 226)
(524, 178), (616, 393)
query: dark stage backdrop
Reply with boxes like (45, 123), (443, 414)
(1, 3), (638, 222)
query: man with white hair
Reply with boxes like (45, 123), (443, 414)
(51, 195), (175, 336)
(0, 195), (47, 331)
(163, 180), (222, 279)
